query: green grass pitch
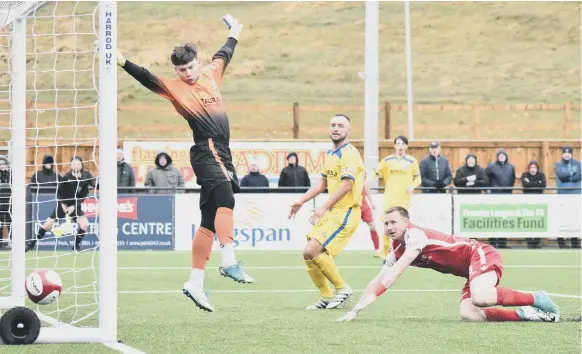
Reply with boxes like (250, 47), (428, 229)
(0, 250), (580, 353)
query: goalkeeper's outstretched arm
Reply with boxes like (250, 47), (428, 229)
(336, 248), (421, 322)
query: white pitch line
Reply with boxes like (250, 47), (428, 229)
(35, 312), (146, 354)
(106, 265), (580, 270)
(53, 289), (582, 299)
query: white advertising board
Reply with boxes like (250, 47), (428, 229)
(174, 193), (453, 251)
(454, 194), (581, 238)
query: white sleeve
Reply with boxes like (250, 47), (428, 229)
(384, 251), (397, 267)
(405, 228), (428, 252)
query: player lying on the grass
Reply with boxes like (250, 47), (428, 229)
(337, 206), (560, 322)
(116, 14), (253, 312)
(26, 156), (96, 252)
(289, 114), (366, 310)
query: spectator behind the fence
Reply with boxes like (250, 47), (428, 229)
(453, 153), (488, 194)
(117, 148), (136, 190)
(485, 148), (516, 194)
(521, 160), (546, 249)
(278, 152), (310, 192)
(30, 154), (61, 192)
(419, 141), (452, 193)
(145, 151), (184, 194)
(554, 146), (581, 249)
(554, 146), (581, 195)
(240, 158), (269, 191)
(0, 156), (11, 248)
(521, 160), (546, 194)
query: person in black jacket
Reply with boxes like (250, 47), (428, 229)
(278, 152), (310, 193)
(30, 154), (61, 193)
(420, 141), (453, 193)
(453, 154), (489, 194)
(0, 156), (11, 248)
(117, 148), (135, 191)
(521, 160), (547, 249)
(26, 156), (97, 252)
(485, 148), (516, 194)
(521, 160), (546, 194)
(240, 158), (269, 191)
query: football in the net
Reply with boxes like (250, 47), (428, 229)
(25, 269), (63, 305)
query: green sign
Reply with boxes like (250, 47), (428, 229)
(460, 204), (548, 233)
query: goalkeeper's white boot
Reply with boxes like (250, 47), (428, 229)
(326, 285), (353, 309)
(182, 282), (214, 312)
(516, 306), (559, 322)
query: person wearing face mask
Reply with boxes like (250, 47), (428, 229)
(278, 152), (311, 193)
(30, 154), (62, 191)
(240, 158), (269, 191)
(453, 154), (489, 194)
(26, 156), (97, 253)
(0, 156), (11, 248)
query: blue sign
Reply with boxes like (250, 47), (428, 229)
(31, 194), (174, 250)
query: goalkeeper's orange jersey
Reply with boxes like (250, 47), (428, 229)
(121, 38), (237, 146)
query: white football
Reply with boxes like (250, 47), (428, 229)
(25, 269), (63, 305)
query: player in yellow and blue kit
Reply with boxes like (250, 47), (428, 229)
(288, 114), (365, 310)
(373, 135), (421, 256)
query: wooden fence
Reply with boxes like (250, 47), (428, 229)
(23, 139), (580, 188)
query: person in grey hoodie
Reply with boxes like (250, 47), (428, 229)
(145, 152), (185, 194)
(30, 154), (61, 191)
(485, 148), (516, 194)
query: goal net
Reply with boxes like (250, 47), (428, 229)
(0, 0), (117, 344)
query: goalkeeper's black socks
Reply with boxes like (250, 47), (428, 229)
(25, 227), (48, 252)
(73, 227), (87, 252)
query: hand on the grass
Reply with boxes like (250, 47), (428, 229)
(223, 14), (243, 41)
(336, 311), (357, 322)
(309, 206), (327, 225)
(288, 201), (304, 219)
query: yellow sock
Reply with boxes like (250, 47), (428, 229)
(383, 234), (391, 257)
(305, 259), (333, 298)
(312, 253), (346, 290)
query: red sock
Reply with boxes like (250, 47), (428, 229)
(483, 308), (521, 321)
(496, 287), (534, 306)
(370, 229), (380, 251)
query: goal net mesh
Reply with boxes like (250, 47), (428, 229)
(0, 0), (102, 328)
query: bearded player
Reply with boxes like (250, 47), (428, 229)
(337, 206), (560, 322)
(289, 114), (365, 310)
(117, 15), (253, 312)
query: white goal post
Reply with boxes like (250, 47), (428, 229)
(0, 1), (118, 344)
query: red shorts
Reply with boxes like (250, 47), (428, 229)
(460, 244), (504, 301)
(361, 199), (374, 223)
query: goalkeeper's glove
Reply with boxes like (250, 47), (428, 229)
(222, 14), (243, 41)
(117, 49), (127, 67)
